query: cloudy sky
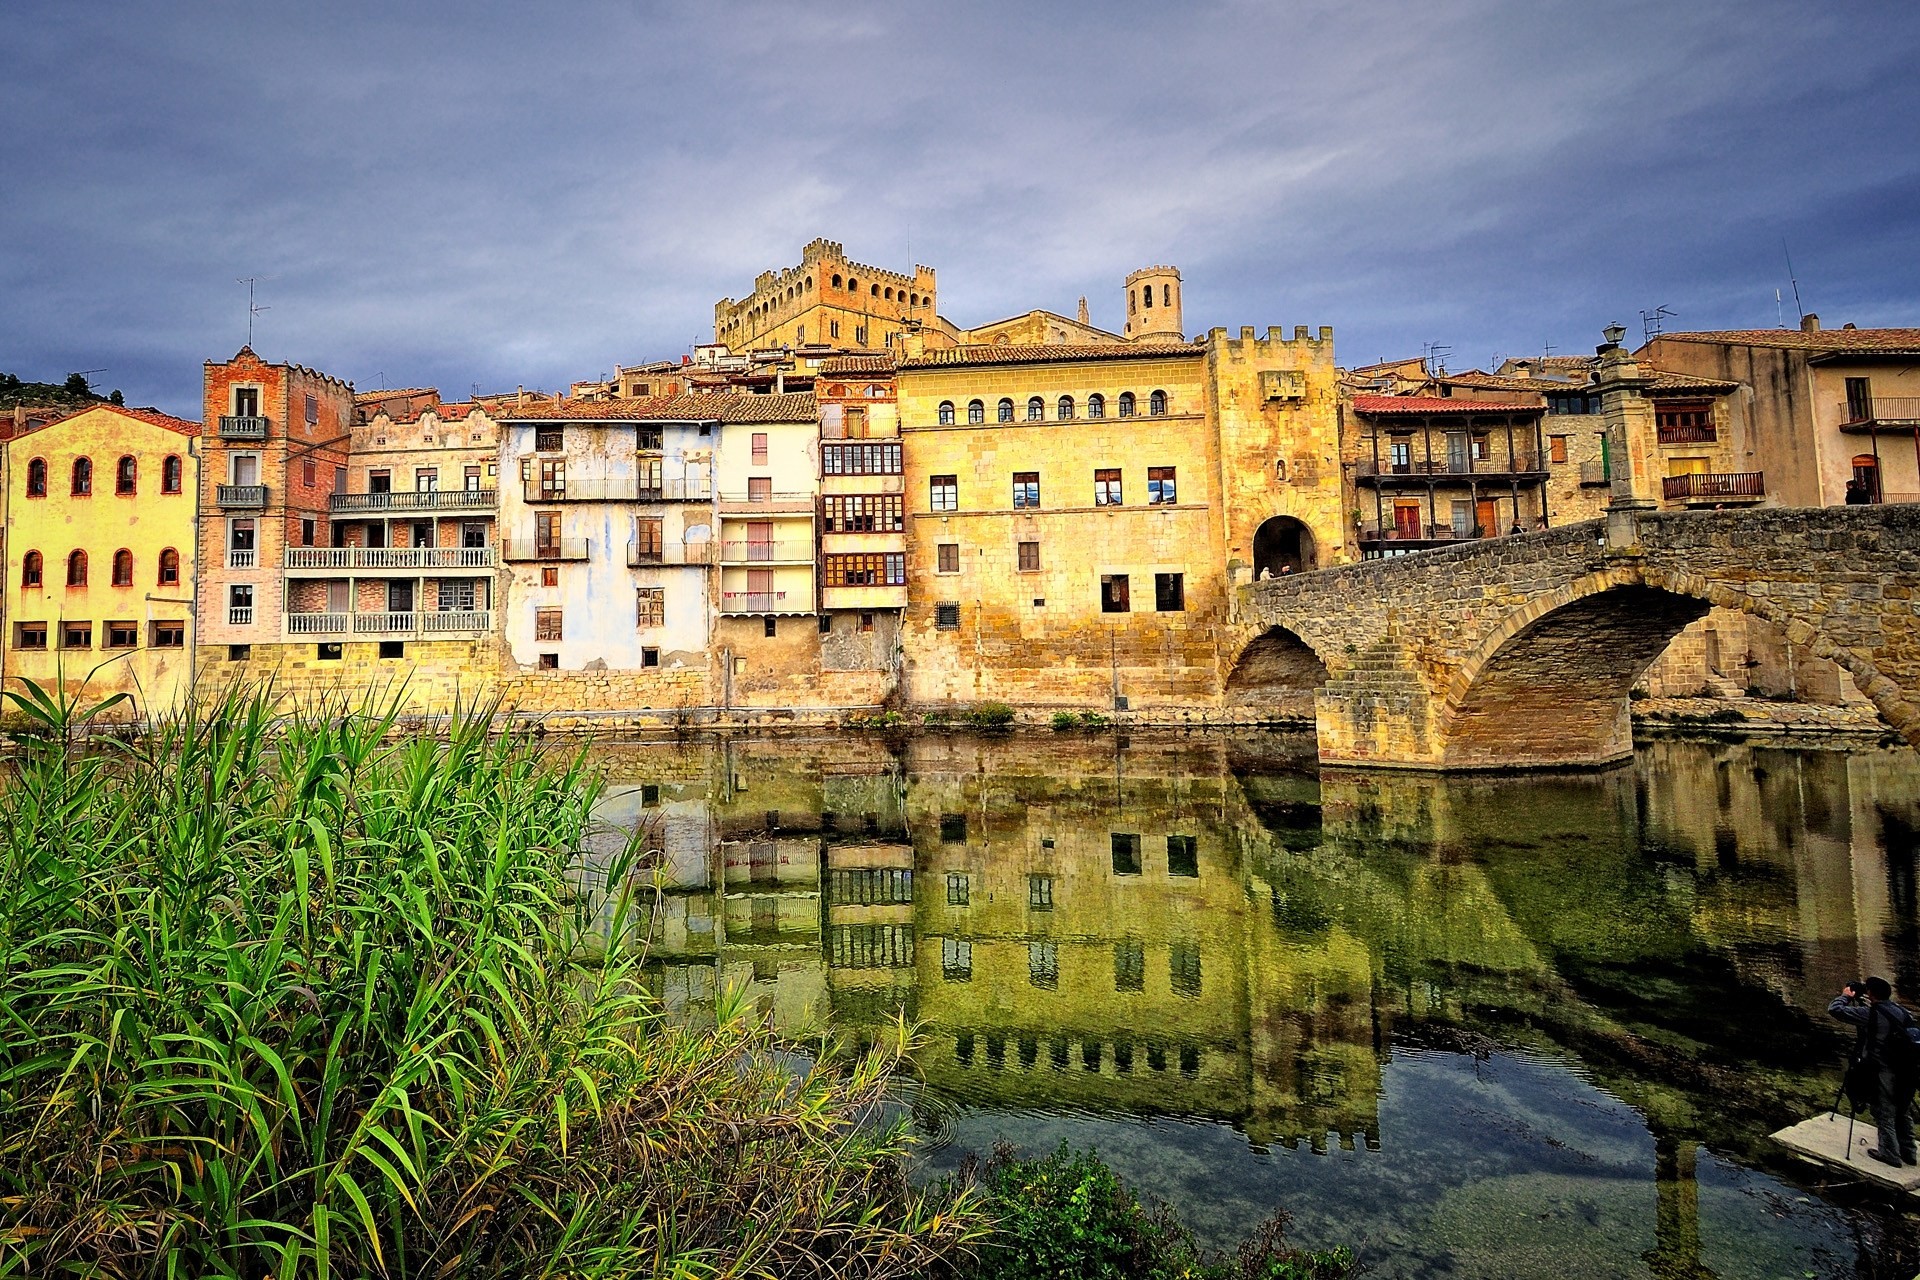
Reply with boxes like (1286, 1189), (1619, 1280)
(5, 0), (1918, 416)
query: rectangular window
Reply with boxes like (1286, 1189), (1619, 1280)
(536, 458), (565, 499)
(942, 937), (972, 982)
(15, 623), (48, 650)
(941, 812), (967, 843)
(1094, 468), (1122, 506)
(61, 622), (93, 650)
(150, 621), (185, 648)
(1167, 834), (1198, 877)
(317, 642), (343, 661)
(437, 579), (477, 612)
(747, 476), (772, 502)
(1012, 471), (1040, 508)
(821, 441), (902, 476)
(300, 517), (315, 546)
(823, 553), (906, 587)
(844, 407), (867, 437)
(1017, 541), (1040, 572)
(1029, 874), (1054, 910)
(368, 468), (391, 493)
(763, 616), (777, 638)
(538, 652), (558, 670)
(854, 324), (867, 345)
(641, 646), (660, 667)
(1111, 832), (1142, 875)
(751, 432), (769, 465)
(1171, 943), (1201, 997)
(929, 474), (958, 511)
(541, 565), (560, 587)
(947, 872), (970, 905)
(465, 465), (482, 491)
(378, 640), (405, 659)
(535, 607), (563, 642)
(462, 522), (487, 549)
(829, 319), (840, 339)
(1114, 938), (1145, 992)
(415, 468), (438, 493)
(1471, 435), (1490, 461)
(535, 511), (562, 554)
(860, 611), (874, 631)
(937, 543), (959, 573)
(332, 465), (344, 494)
(1147, 466), (1176, 505)
(1549, 435), (1569, 463)
(1101, 573), (1131, 613)
(229, 643), (251, 661)
(303, 459), (317, 487)
(636, 587), (665, 627)
(1154, 572), (1184, 612)
(1029, 939), (1059, 990)
(634, 517), (664, 560)
(535, 427), (563, 452)
(935, 602), (960, 630)
(104, 621), (139, 649)
(822, 493), (904, 532)
(234, 387), (259, 417)
(304, 394), (318, 425)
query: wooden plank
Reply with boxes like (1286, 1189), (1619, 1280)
(1771, 1112), (1920, 1195)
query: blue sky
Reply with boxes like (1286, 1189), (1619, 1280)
(4, 0), (1917, 416)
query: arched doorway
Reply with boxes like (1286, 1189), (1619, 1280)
(1253, 517), (1316, 579)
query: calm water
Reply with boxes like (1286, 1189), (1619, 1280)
(583, 730), (1920, 1278)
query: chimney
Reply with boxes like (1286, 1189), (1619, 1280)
(1801, 313), (1820, 333)
(1512, 360), (1532, 379)
(1076, 296), (1090, 326)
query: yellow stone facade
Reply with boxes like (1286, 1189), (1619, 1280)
(714, 238), (936, 354)
(2, 404), (200, 718)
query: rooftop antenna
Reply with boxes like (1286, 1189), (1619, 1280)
(237, 277), (271, 346)
(1776, 288), (1785, 329)
(1422, 342), (1452, 376)
(1542, 341), (1557, 358)
(1783, 241), (1805, 323)
(1640, 305), (1676, 345)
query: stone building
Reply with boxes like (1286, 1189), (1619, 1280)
(815, 355), (906, 693)
(1349, 394), (1550, 555)
(2, 403), (199, 718)
(714, 238), (937, 355)
(893, 325), (1345, 712)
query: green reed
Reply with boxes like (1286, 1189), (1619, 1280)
(0, 683), (982, 1279)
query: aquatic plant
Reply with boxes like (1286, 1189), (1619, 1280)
(0, 682), (983, 1278)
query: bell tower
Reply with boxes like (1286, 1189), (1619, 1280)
(1123, 266), (1183, 342)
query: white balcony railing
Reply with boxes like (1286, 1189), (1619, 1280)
(421, 610), (493, 633)
(283, 546), (496, 570)
(228, 606), (254, 626)
(330, 489), (496, 513)
(283, 610), (493, 638)
(719, 540), (815, 563)
(226, 548), (257, 569)
(286, 612), (348, 635)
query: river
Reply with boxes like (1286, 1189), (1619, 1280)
(583, 729), (1920, 1278)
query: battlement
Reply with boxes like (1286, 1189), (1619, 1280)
(1124, 264), (1182, 285)
(1205, 325), (1336, 360)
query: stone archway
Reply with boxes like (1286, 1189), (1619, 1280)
(1225, 625), (1330, 723)
(1253, 517), (1316, 580)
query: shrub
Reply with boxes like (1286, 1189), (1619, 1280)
(0, 682), (983, 1278)
(941, 1142), (1357, 1280)
(1078, 710), (1111, 729)
(965, 701), (1016, 729)
(849, 710), (906, 730)
(1052, 711), (1080, 731)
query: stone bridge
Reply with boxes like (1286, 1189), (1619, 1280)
(1230, 505), (1920, 770)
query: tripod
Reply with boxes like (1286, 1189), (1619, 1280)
(1829, 1056), (1864, 1162)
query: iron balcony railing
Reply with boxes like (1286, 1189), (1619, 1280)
(1840, 397), (1920, 426)
(218, 415), (270, 440)
(1355, 456), (1545, 479)
(1656, 423), (1718, 444)
(1662, 471), (1765, 501)
(329, 488), (496, 513)
(521, 477), (713, 503)
(719, 539), (815, 563)
(1358, 526), (1485, 545)
(500, 537), (590, 562)
(626, 540), (715, 567)
(217, 484), (268, 507)
(283, 610), (493, 637)
(284, 546), (496, 570)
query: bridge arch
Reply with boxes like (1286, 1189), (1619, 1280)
(1225, 624), (1330, 722)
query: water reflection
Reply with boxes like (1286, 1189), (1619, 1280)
(587, 733), (1920, 1277)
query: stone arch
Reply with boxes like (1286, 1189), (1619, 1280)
(1225, 625), (1331, 722)
(1252, 516), (1317, 579)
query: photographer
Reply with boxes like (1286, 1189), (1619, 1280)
(1829, 977), (1919, 1167)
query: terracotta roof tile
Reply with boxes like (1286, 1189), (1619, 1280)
(1644, 370), (1739, 394)
(1440, 371), (1571, 393)
(354, 387), (436, 403)
(1351, 394), (1540, 416)
(1653, 328), (1920, 353)
(900, 342), (1202, 370)
(497, 391), (818, 424)
(819, 354), (896, 374)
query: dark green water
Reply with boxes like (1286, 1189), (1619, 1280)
(587, 730), (1920, 1278)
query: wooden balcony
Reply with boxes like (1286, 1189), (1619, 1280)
(330, 488), (496, 513)
(1661, 472), (1765, 503)
(1354, 456), (1546, 485)
(1656, 423), (1717, 444)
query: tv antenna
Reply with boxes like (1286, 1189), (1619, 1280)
(1422, 342), (1452, 376)
(1542, 341), (1557, 358)
(238, 277), (272, 345)
(1783, 241), (1805, 323)
(1640, 305), (1676, 345)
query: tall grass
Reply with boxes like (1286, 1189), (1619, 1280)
(0, 683), (981, 1278)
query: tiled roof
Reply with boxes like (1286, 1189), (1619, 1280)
(497, 391), (818, 424)
(30, 403), (202, 437)
(1652, 328), (1920, 353)
(1351, 394), (1540, 416)
(819, 354), (896, 374)
(355, 387), (436, 403)
(1531, 355), (1598, 371)
(1441, 371), (1573, 393)
(1645, 370), (1739, 394)
(900, 341), (1202, 370)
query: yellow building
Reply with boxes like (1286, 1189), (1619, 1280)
(2, 404), (199, 718)
(715, 238), (937, 354)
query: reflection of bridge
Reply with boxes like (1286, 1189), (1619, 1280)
(1235, 505), (1920, 770)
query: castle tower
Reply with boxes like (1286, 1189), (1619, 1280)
(1123, 266), (1183, 342)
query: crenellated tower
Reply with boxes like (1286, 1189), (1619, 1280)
(1123, 265), (1183, 342)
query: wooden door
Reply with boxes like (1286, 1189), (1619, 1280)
(1393, 501), (1421, 538)
(1475, 499), (1498, 536)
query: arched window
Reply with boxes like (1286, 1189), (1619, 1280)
(1149, 390), (1168, 415)
(909, 293), (919, 306)
(938, 401), (956, 426)
(832, 274), (843, 288)
(871, 284), (880, 297)
(158, 548), (181, 587)
(22, 551), (43, 587)
(1027, 396), (1045, 422)
(67, 549), (88, 586)
(26, 458), (47, 497)
(997, 398), (1015, 423)
(116, 455), (137, 495)
(162, 455), (183, 493)
(71, 457), (93, 496)
(967, 399), (985, 424)
(883, 287), (893, 300)
(1143, 286), (1154, 309)
(1118, 392), (1136, 418)
(1087, 393), (1105, 419)
(848, 277), (859, 293)
(112, 548), (134, 586)
(805, 276), (813, 290)
(1057, 396), (1075, 421)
